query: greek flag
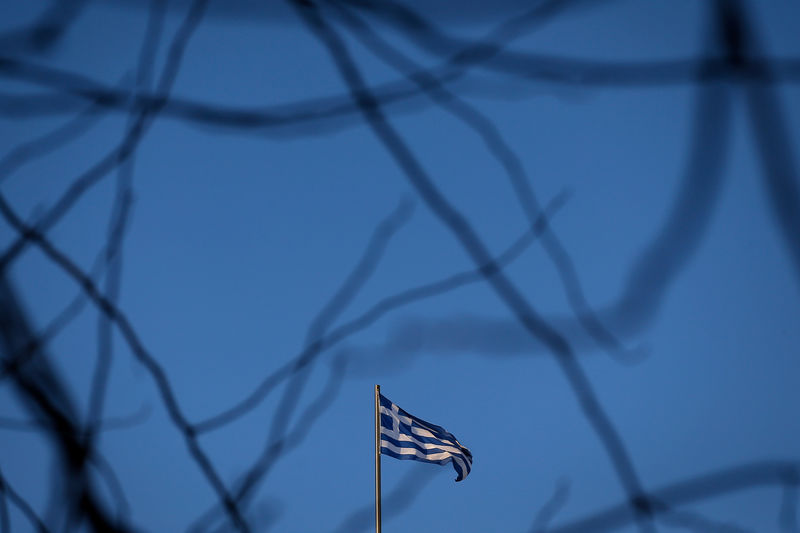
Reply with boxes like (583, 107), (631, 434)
(379, 393), (472, 482)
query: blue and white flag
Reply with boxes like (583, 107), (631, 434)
(379, 393), (473, 482)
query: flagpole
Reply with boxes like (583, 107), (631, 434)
(375, 384), (382, 533)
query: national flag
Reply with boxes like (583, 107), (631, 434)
(378, 393), (472, 482)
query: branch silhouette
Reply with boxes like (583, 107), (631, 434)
(529, 479), (570, 533)
(190, 356), (351, 533)
(545, 460), (800, 533)
(192, 190), (568, 434)
(288, 2), (656, 531)
(327, 0), (637, 364)
(0, 249), (108, 383)
(1, 0), (796, 531)
(2, 53), (798, 137)
(366, 0), (734, 363)
(0, 466), (49, 533)
(223, 200), (414, 515)
(0, 0), (88, 55)
(0, 0), (209, 274)
(0, 404), (150, 435)
(186, 201), (413, 529)
(0, 276), (132, 532)
(87, 0), (166, 444)
(330, 467), (439, 533)
(0, 125), (251, 533)
(0, 81), (118, 185)
(727, 0), (800, 288)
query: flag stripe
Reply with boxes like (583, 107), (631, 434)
(380, 406), (460, 445)
(380, 432), (458, 457)
(381, 410), (453, 443)
(380, 428), (464, 456)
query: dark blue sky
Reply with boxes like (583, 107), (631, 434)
(1, 1), (799, 532)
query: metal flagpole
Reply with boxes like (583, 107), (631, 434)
(375, 384), (382, 533)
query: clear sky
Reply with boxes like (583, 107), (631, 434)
(1, 1), (799, 532)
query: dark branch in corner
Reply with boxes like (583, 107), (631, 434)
(0, 404), (151, 434)
(726, 0), (800, 288)
(0, 249), (108, 384)
(0, 83), (116, 185)
(0, 0), (209, 275)
(330, 467), (439, 533)
(354, 0), (735, 365)
(186, 200), (414, 529)
(529, 479), (570, 533)
(0, 39), (798, 134)
(190, 357), (351, 533)
(0, 0), (89, 55)
(0, 277), (131, 532)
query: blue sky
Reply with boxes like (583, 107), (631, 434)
(1, 1), (799, 532)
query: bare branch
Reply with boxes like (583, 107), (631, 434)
(0, 0), (210, 274)
(327, 0), (635, 363)
(0, 85), (117, 185)
(0, 466), (49, 533)
(0, 0), (89, 54)
(529, 479), (570, 533)
(287, 2), (656, 530)
(230, 199), (414, 508)
(547, 461), (800, 533)
(87, 0), (166, 440)
(193, 190), (567, 434)
(0, 276), (132, 532)
(0, 165), (249, 533)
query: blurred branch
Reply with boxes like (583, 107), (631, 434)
(529, 479), (570, 533)
(0, 146), (250, 533)
(227, 199), (415, 510)
(87, 0), (165, 443)
(0, 466), (49, 533)
(0, 0), (89, 55)
(330, 466), (439, 533)
(0, 276), (130, 532)
(193, 189), (568, 434)
(288, 2), (656, 531)
(0, 0), (209, 274)
(0, 9), (242, 524)
(328, 0), (635, 364)
(0, 469), (7, 533)
(728, 0), (800, 288)
(0, 79), (121, 185)
(0, 0), (795, 531)
(187, 200), (414, 528)
(89, 452), (132, 525)
(0, 404), (151, 434)
(547, 460), (800, 533)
